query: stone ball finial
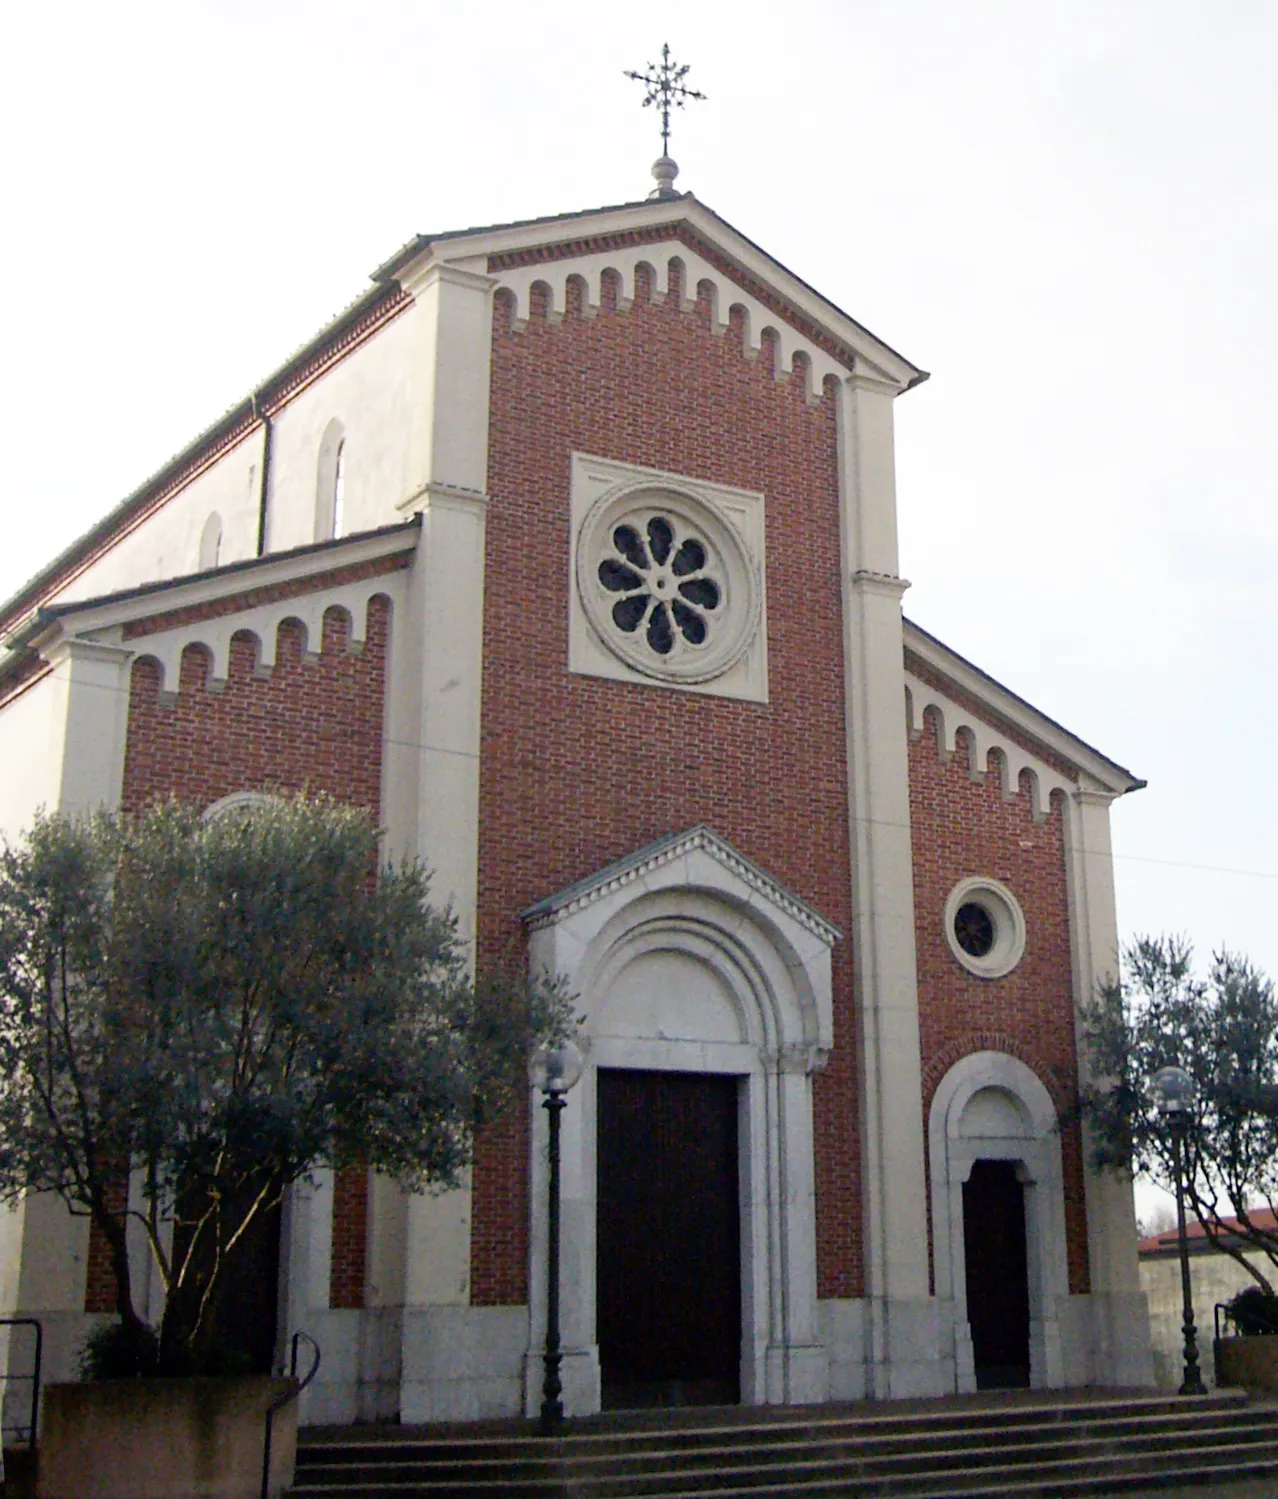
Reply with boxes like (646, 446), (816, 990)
(649, 155), (680, 200)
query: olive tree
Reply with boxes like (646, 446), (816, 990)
(0, 798), (569, 1372)
(1079, 934), (1278, 1290)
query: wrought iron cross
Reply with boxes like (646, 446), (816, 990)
(625, 44), (706, 155)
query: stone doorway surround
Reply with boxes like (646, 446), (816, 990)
(928, 1051), (1069, 1393)
(521, 826), (838, 1417)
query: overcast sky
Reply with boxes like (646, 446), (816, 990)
(3, 0), (1275, 999)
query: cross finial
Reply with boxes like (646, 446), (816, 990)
(625, 44), (705, 199)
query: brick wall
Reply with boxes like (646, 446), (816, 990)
(330, 1165), (370, 1310)
(471, 253), (861, 1304)
(909, 709), (1091, 1295)
(84, 1176), (129, 1314)
(116, 568), (394, 1314)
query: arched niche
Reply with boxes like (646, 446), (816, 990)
(928, 1051), (1070, 1392)
(522, 826), (838, 1417)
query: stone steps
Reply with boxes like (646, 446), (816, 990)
(292, 1390), (1277, 1498)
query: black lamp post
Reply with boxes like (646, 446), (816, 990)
(530, 1040), (584, 1435)
(1150, 1065), (1207, 1396)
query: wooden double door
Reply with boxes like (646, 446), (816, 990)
(596, 1069), (741, 1408)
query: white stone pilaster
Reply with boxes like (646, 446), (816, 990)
(388, 257), (498, 1419)
(43, 639), (132, 815)
(1064, 785), (1155, 1387)
(837, 374), (939, 1398)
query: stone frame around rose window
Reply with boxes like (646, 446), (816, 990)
(568, 452), (768, 703)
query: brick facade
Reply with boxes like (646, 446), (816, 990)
(471, 255), (861, 1304)
(908, 708), (1091, 1294)
(117, 569), (394, 1316)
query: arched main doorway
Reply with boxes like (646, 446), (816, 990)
(521, 827), (838, 1416)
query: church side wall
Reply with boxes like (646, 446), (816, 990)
(472, 259), (861, 1307)
(21, 300), (418, 617)
(908, 708), (1091, 1295)
(44, 436), (263, 609)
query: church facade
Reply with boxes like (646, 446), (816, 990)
(0, 178), (1153, 1421)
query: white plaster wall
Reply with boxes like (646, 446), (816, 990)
(11, 299), (419, 624)
(0, 676), (58, 839)
(44, 436), (263, 608)
(262, 308), (418, 553)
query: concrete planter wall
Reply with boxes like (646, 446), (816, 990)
(1216, 1336), (1278, 1393)
(37, 1376), (298, 1499)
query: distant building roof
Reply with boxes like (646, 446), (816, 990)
(1138, 1207), (1278, 1258)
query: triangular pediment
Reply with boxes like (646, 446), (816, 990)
(386, 196), (927, 396)
(522, 824), (840, 946)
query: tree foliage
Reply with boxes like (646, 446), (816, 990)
(0, 798), (571, 1372)
(1079, 934), (1278, 1290)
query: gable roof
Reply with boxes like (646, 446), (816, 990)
(0, 193), (925, 639)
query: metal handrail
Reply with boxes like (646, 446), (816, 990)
(0, 1318), (43, 1450)
(260, 1330), (320, 1499)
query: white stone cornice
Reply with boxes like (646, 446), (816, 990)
(522, 824), (840, 946)
(398, 482), (490, 518)
(36, 524), (419, 644)
(851, 570), (911, 598)
(398, 260), (497, 301)
(39, 638), (133, 670)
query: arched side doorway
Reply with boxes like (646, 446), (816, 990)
(522, 827), (838, 1416)
(928, 1052), (1069, 1392)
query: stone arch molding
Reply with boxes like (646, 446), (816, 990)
(522, 826), (839, 1416)
(928, 1051), (1070, 1393)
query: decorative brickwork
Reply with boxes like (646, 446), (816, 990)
(489, 223), (861, 371)
(329, 1165), (369, 1310)
(121, 585), (392, 1315)
(473, 256), (859, 1306)
(122, 596), (389, 812)
(909, 709), (1091, 1295)
(905, 651), (1082, 784)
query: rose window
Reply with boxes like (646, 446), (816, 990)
(597, 515), (723, 658)
(575, 480), (761, 687)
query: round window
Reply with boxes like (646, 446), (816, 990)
(576, 484), (760, 685)
(943, 878), (1026, 979)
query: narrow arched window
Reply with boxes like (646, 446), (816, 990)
(198, 512), (223, 570)
(332, 440), (346, 540)
(315, 418), (346, 542)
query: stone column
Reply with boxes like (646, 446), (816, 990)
(836, 374), (942, 1398)
(1064, 785), (1155, 1387)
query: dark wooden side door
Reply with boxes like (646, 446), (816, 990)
(963, 1159), (1031, 1389)
(596, 1069), (741, 1408)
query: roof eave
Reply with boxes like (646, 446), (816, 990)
(903, 616), (1145, 797)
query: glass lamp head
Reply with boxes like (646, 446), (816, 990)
(1150, 1064), (1197, 1118)
(530, 1039), (585, 1096)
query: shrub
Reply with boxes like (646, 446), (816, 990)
(1226, 1285), (1278, 1336)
